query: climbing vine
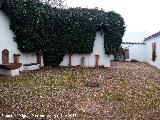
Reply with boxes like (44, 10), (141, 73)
(1, 0), (126, 66)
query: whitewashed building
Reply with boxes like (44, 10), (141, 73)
(120, 31), (160, 69)
(143, 32), (160, 69)
(0, 10), (44, 76)
(121, 42), (146, 62)
(60, 31), (110, 68)
(0, 9), (110, 76)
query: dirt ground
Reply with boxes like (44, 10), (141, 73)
(0, 61), (160, 120)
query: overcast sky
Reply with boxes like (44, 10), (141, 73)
(66, 0), (160, 42)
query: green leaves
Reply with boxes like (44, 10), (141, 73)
(1, 0), (126, 66)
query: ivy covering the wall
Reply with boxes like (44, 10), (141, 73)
(1, 0), (126, 66)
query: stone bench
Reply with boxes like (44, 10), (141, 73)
(0, 63), (22, 76)
(23, 63), (40, 71)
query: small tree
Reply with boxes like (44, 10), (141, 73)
(114, 46), (125, 61)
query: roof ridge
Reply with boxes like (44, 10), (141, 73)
(122, 42), (145, 44)
(144, 31), (160, 41)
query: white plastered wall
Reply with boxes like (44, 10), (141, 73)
(121, 43), (146, 62)
(145, 37), (160, 69)
(60, 31), (110, 67)
(0, 10), (44, 71)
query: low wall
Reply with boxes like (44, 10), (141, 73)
(60, 54), (110, 67)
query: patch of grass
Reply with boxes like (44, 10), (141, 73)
(148, 74), (155, 80)
(0, 70), (78, 91)
(65, 72), (77, 90)
(101, 90), (124, 102)
(119, 79), (128, 88)
(48, 71), (77, 90)
(143, 82), (160, 109)
(0, 77), (34, 88)
(79, 69), (87, 76)
(121, 81), (160, 111)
